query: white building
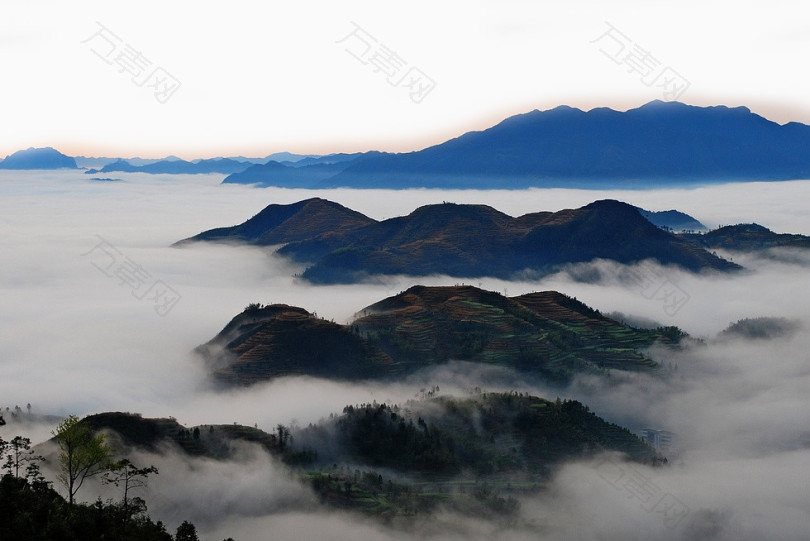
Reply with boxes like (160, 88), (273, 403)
(641, 428), (677, 456)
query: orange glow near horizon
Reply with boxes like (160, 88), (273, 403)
(5, 99), (809, 161)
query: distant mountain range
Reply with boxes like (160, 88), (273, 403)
(7, 101), (810, 187)
(221, 152), (390, 187)
(177, 198), (737, 283)
(0, 148), (318, 172)
(80, 152), (387, 177)
(197, 285), (683, 386)
(73, 154), (185, 169)
(222, 160), (351, 187)
(84, 157), (254, 175)
(636, 207), (706, 232)
(220, 101), (810, 189)
(72, 152), (319, 170)
(0, 147), (77, 169)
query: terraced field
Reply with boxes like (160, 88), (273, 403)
(355, 285), (680, 383)
(198, 285), (684, 386)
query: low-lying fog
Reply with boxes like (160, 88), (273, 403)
(2, 170), (809, 540)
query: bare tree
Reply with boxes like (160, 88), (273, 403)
(103, 458), (159, 529)
(2, 435), (44, 480)
(103, 459), (158, 505)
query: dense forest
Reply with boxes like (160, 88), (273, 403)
(0, 468), (214, 540)
(0, 390), (662, 530)
(288, 392), (658, 518)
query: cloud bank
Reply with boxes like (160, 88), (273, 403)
(2, 170), (810, 539)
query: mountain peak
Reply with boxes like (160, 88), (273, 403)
(636, 99), (685, 109)
(580, 199), (649, 222)
(406, 201), (510, 223)
(583, 199), (638, 210)
(546, 104), (583, 113)
(319, 101), (810, 188)
(725, 223), (772, 233)
(176, 197), (375, 246)
(0, 147), (77, 169)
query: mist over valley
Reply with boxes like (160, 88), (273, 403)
(2, 169), (810, 539)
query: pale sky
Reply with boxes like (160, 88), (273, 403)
(2, 0), (809, 159)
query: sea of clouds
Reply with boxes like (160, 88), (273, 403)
(2, 170), (810, 540)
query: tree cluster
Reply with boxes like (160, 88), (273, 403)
(0, 414), (225, 540)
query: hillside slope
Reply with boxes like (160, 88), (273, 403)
(294, 200), (739, 283)
(680, 223), (810, 251)
(70, 392), (658, 519)
(197, 286), (683, 386)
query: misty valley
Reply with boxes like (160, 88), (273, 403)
(2, 166), (810, 540)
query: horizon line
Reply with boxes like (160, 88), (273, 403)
(3, 99), (808, 162)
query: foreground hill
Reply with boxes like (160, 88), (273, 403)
(197, 285), (683, 386)
(680, 223), (810, 251)
(177, 198), (739, 283)
(0, 475), (177, 540)
(68, 392), (656, 519)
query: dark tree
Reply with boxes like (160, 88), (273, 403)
(175, 520), (200, 541)
(0, 474), (173, 540)
(277, 424), (290, 451)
